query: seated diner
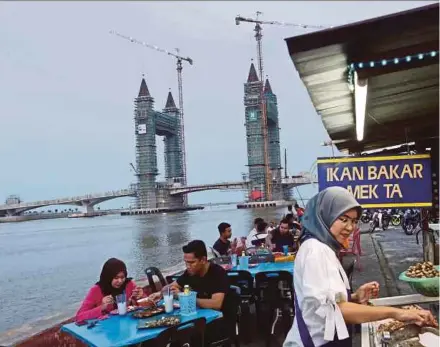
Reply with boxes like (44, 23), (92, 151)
(212, 222), (237, 256)
(75, 258), (145, 322)
(246, 219), (268, 248)
(266, 217), (297, 252)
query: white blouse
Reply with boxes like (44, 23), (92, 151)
(284, 238), (350, 347)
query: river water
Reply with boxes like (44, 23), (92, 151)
(0, 206), (286, 333)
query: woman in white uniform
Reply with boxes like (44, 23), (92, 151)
(284, 187), (436, 347)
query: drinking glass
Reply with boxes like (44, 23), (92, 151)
(115, 293), (127, 315)
(231, 254), (238, 267)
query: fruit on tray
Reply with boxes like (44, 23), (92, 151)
(405, 262), (439, 278)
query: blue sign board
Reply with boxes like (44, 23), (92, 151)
(317, 154), (432, 208)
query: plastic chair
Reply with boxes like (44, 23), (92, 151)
(170, 317), (206, 347)
(227, 270), (255, 344)
(137, 327), (172, 347)
(255, 271), (294, 345)
(209, 287), (241, 347)
(210, 246), (221, 258)
(144, 267), (167, 293)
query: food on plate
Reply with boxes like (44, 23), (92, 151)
(110, 305), (137, 315)
(138, 315), (180, 329)
(405, 262), (439, 278)
(137, 297), (159, 307)
(132, 306), (165, 318)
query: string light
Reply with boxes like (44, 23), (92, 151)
(346, 50), (439, 92)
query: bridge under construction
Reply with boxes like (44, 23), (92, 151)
(0, 69), (316, 217)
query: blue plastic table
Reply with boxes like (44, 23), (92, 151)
(231, 261), (294, 276)
(61, 308), (222, 347)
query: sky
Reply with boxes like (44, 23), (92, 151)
(0, 1), (435, 208)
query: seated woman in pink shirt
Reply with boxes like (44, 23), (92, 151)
(75, 258), (145, 322)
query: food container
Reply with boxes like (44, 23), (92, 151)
(178, 291), (197, 316)
(398, 266), (440, 297)
(274, 254), (295, 263)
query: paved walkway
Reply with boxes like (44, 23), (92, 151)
(351, 226), (424, 296)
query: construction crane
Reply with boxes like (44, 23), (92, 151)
(110, 30), (193, 205)
(235, 13), (328, 201)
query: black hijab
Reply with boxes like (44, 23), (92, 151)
(96, 258), (132, 298)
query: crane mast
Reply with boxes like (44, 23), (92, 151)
(237, 12), (272, 201)
(235, 13), (328, 201)
(110, 30), (192, 205)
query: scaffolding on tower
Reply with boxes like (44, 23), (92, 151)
(236, 13), (328, 201)
(110, 30), (193, 206)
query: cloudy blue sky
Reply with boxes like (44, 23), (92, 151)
(0, 1), (434, 207)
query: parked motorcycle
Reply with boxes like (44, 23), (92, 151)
(369, 209), (391, 232)
(402, 209), (421, 235)
(382, 210), (391, 230)
(361, 209), (372, 224)
(391, 210), (404, 226)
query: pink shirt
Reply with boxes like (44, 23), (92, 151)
(75, 280), (137, 322)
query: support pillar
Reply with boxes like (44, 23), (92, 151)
(81, 202), (95, 214)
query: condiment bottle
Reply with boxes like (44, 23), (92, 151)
(183, 285), (190, 295)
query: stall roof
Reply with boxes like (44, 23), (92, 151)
(285, 4), (439, 153)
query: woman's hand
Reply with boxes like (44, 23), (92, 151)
(393, 308), (438, 327)
(354, 282), (379, 304)
(148, 291), (163, 302)
(101, 295), (114, 312)
(132, 286), (144, 300)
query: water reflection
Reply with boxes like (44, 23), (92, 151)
(130, 213), (191, 276)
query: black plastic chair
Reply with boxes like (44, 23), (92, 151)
(170, 317), (206, 347)
(249, 253), (274, 264)
(208, 287), (241, 347)
(227, 270), (255, 344)
(137, 327), (172, 347)
(144, 267), (167, 293)
(255, 271), (294, 346)
(227, 270), (254, 300)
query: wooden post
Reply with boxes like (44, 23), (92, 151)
(421, 209), (435, 262)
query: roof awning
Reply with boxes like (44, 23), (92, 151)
(285, 4), (439, 153)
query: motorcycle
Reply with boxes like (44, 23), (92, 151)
(382, 210), (391, 230)
(369, 209), (391, 232)
(361, 210), (372, 224)
(391, 210), (404, 226)
(402, 209), (421, 235)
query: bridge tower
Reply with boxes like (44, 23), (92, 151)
(134, 78), (158, 208)
(133, 77), (186, 209)
(244, 63), (283, 201)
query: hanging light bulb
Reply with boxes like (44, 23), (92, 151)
(381, 60), (387, 66)
(418, 53), (424, 60)
(406, 56), (411, 62)
(394, 58), (399, 64)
